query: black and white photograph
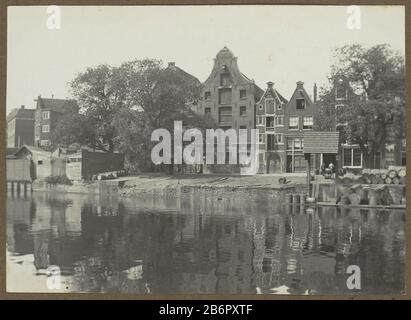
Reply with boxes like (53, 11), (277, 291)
(4, 5), (406, 296)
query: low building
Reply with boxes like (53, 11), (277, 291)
(13, 145), (52, 179)
(66, 149), (125, 180)
(6, 105), (35, 148)
(34, 96), (78, 149)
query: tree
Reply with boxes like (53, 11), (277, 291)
(317, 44), (405, 160)
(53, 59), (216, 171)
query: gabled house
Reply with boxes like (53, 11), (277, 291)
(283, 81), (318, 173)
(34, 96), (78, 149)
(255, 81), (288, 173)
(198, 48), (263, 136)
(196, 47), (263, 172)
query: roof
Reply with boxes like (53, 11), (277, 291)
(14, 144), (51, 157)
(303, 132), (340, 154)
(216, 46), (235, 60)
(37, 97), (78, 113)
(257, 82), (288, 105)
(166, 63), (201, 87)
(6, 108), (35, 122)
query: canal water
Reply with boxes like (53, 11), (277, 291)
(6, 192), (405, 295)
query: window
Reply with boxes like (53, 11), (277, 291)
(296, 99), (306, 110)
(240, 106), (246, 116)
(335, 104), (344, 110)
(336, 87), (347, 100)
(219, 88), (232, 105)
(294, 139), (302, 150)
(257, 115), (264, 126)
(240, 89), (247, 99)
(277, 104), (282, 111)
(265, 99), (275, 114)
(35, 126), (40, 137)
(37, 160), (43, 165)
(204, 107), (211, 115)
(218, 107), (232, 124)
(288, 116), (299, 130)
(240, 125), (247, 130)
(42, 125), (49, 133)
(258, 104), (263, 110)
(276, 115), (284, 126)
(276, 134), (283, 144)
(40, 140), (50, 146)
(204, 91), (211, 100)
(267, 134), (275, 151)
(42, 111), (50, 120)
(343, 147), (363, 168)
(220, 74), (231, 86)
(286, 138), (293, 150)
(303, 116), (313, 130)
(266, 116), (274, 128)
(258, 134), (264, 143)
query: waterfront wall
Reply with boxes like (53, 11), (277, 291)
(31, 178), (304, 203)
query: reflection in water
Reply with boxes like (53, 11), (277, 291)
(6, 192), (405, 294)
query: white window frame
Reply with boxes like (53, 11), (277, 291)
(258, 133), (264, 144)
(256, 115), (264, 126)
(42, 111), (50, 120)
(40, 139), (50, 146)
(342, 145), (363, 168)
(288, 116), (299, 130)
(303, 116), (313, 130)
(276, 133), (283, 144)
(42, 124), (49, 133)
(276, 115), (284, 126)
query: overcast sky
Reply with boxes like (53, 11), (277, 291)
(7, 5), (405, 114)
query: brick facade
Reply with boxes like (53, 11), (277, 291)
(6, 106), (35, 148)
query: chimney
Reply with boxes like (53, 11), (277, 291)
(267, 81), (274, 88)
(168, 62), (175, 68)
(21, 105), (25, 109)
(313, 83), (318, 102)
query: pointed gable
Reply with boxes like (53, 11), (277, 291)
(257, 81), (288, 106)
(286, 81), (315, 112)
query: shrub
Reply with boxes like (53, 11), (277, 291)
(45, 175), (73, 185)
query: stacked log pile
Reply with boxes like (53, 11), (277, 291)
(334, 166), (406, 206)
(339, 166), (406, 185)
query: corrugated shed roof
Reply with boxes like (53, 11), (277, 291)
(303, 132), (340, 154)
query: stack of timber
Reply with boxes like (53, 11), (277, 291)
(334, 166), (406, 206)
(338, 166), (406, 185)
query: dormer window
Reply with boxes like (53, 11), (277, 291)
(296, 99), (306, 110)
